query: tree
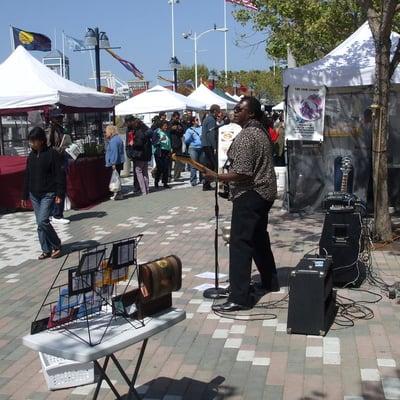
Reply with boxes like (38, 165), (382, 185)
(234, 0), (366, 65)
(358, 0), (400, 241)
(235, 0), (400, 241)
(233, 1), (400, 66)
(218, 69), (283, 103)
(177, 64), (209, 86)
(177, 65), (284, 103)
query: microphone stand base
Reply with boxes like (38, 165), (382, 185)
(203, 287), (229, 299)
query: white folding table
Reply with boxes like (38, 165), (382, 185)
(23, 308), (186, 399)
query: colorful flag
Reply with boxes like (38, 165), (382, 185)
(12, 26), (51, 51)
(105, 49), (144, 79)
(64, 34), (86, 51)
(226, 0), (258, 10)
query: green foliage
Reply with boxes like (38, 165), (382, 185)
(234, 0), (400, 66)
(177, 64), (209, 84)
(177, 64), (283, 103)
(217, 69), (283, 103)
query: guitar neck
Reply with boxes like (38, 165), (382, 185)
(340, 174), (348, 192)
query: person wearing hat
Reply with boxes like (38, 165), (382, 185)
(48, 108), (71, 225)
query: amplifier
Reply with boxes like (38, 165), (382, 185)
(287, 255), (336, 336)
(319, 209), (365, 287)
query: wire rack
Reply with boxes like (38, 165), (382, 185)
(31, 235), (143, 346)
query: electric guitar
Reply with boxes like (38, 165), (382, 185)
(340, 156), (352, 193)
(171, 153), (218, 178)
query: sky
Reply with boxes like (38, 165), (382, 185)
(0, 0), (271, 89)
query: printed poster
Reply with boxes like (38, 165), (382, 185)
(218, 123), (241, 169)
(286, 86), (326, 141)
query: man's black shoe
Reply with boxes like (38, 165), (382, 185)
(202, 186), (214, 191)
(212, 301), (251, 312)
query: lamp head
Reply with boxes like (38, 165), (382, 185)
(99, 32), (110, 48)
(84, 28), (97, 47)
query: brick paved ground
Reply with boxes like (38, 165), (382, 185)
(0, 173), (399, 400)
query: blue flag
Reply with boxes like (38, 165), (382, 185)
(64, 34), (86, 51)
(12, 26), (51, 51)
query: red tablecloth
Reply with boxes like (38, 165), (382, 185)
(0, 155), (112, 210)
(66, 156), (112, 209)
(0, 156), (29, 210)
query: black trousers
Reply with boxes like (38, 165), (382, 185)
(228, 190), (276, 305)
(155, 150), (169, 185)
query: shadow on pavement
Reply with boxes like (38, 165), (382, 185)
(131, 376), (235, 400)
(68, 211), (107, 222)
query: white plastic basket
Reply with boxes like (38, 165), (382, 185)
(39, 352), (95, 391)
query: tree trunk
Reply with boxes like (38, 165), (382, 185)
(372, 35), (392, 241)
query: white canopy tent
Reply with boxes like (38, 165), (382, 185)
(282, 22), (400, 212)
(224, 92), (238, 102)
(188, 84), (237, 110)
(272, 101), (284, 111)
(115, 85), (206, 115)
(0, 46), (114, 113)
(283, 22), (400, 88)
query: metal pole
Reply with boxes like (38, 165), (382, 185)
(173, 68), (178, 92)
(62, 31), (66, 78)
(171, 1), (175, 58)
(194, 33), (198, 89)
(224, 0), (228, 84)
(0, 116), (4, 156)
(9, 26), (15, 51)
(94, 28), (101, 92)
(171, 0), (176, 91)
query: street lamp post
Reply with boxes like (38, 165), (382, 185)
(182, 26), (228, 89)
(168, 0), (180, 91)
(79, 28), (120, 141)
(169, 56), (181, 92)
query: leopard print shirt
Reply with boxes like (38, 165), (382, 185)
(227, 120), (277, 202)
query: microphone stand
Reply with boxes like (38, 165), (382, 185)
(203, 123), (229, 299)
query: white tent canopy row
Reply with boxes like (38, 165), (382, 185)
(115, 85), (206, 115)
(188, 84), (237, 110)
(283, 22), (400, 88)
(0, 46), (114, 113)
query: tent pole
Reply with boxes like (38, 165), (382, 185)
(0, 116), (4, 155)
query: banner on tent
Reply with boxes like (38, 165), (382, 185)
(286, 86), (326, 141)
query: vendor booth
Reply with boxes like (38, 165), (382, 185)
(283, 22), (400, 212)
(115, 85), (206, 115)
(0, 46), (115, 210)
(188, 84), (237, 110)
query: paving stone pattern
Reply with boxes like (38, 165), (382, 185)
(0, 174), (399, 399)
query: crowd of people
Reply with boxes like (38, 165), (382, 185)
(22, 97), (284, 307)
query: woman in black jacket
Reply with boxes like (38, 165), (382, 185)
(130, 119), (153, 195)
(21, 127), (65, 259)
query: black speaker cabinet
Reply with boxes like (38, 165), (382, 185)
(287, 255), (336, 336)
(319, 208), (365, 287)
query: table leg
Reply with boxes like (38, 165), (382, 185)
(126, 338), (148, 399)
(93, 357), (122, 400)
